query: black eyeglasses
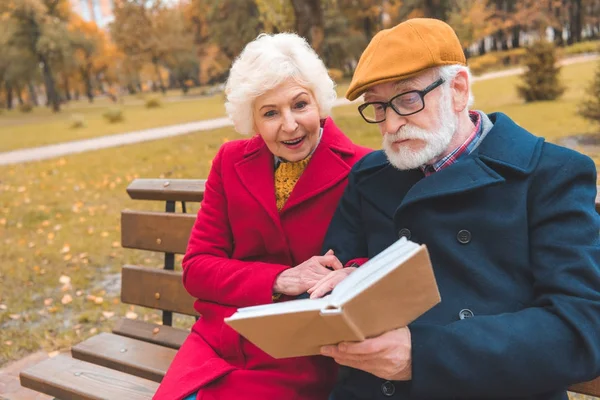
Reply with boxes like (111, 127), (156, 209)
(358, 78), (445, 123)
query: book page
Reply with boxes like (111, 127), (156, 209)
(329, 238), (420, 307)
(225, 297), (330, 320)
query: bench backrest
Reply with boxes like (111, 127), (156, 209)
(121, 179), (205, 325)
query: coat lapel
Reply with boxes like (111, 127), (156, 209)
(235, 136), (282, 227)
(357, 112), (545, 217)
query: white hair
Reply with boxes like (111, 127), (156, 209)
(224, 32), (337, 135)
(438, 64), (475, 109)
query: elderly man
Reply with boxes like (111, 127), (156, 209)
(313, 18), (600, 399)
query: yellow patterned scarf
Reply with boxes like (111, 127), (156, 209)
(274, 156), (311, 211)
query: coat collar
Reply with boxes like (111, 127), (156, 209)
(357, 112), (545, 218)
(235, 117), (357, 223)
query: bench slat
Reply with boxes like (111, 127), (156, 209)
(20, 354), (158, 400)
(72, 333), (176, 383)
(569, 376), (600, 397)
(121, 210), (196, 254)
(113, 318), (188, 349)
(127, 179), (206, 202)
(121, 265), (197, 316)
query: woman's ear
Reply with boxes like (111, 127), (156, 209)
(451, 70), (470, 113)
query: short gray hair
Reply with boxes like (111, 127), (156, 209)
(438, 65), (475, 109)
(224, 32), (336, 135)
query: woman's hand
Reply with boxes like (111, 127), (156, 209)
(273, 250), (344, 296)
(307, 267), (357, 298)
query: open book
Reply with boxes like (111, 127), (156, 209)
(225, 238), (441, 359)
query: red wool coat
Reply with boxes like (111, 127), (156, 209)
(154, 118), (371, 400)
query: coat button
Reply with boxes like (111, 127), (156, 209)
(398, 228), (411, 240)
(381, 380), (396, 397)
(459, 309), (474, 320)
(457, 229), (471, 244)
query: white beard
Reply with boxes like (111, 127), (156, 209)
(383, 89), (458, 171)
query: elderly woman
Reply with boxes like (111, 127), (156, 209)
(154, 33), (371, 400)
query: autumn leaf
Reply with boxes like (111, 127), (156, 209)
(125, 311), (138, 320)
(59, 275), (71, 285)
(61, 294), (73, 305)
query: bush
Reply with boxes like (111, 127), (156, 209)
(578, 60), (600, 127)
(328, 68), (344, 83)
(19, 103), (33, 113)
(564, 40), (600, 56)
(145, 96), (162, 108)
(468, 48), (527, 75)
(102, 108), (124, 123)
(517, 41), (565, 102)
(70, 114), (86, 129)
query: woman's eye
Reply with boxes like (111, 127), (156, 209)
(295, 101), (307, 109)
(264, 110), (277, 117)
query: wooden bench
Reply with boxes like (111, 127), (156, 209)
(18, 180), (600, 399)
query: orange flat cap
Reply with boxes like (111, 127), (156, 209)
(346, 18), (466, 101)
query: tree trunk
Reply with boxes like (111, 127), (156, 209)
(570, 0), (583, 44)
(6, 83), (13, 110)
(153, 61), (166, 94)
(28, 82), (39, 106)
(82, 67), (94, 103)
(290, 0), (324, 55)
(479, 39), (486, 56)
(512, 26), (521, 48)
(63, 75), (71, 101)
(74, 89), (80, 101)
(40, 57), (60, 112)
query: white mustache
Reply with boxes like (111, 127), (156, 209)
(384, 126), (431, 144)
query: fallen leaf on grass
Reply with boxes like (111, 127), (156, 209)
(94, 297), (104, 304)
(48, 351), (59, 358)
(125, 311), (138, 320)
(90, 328), (98, 334)
(61, 294), (73, 305)
(59, 275), (71, 284)
(9, 314), (21, 320)
(4, 341), (13, 346)
(44, 298), (53, 306)
(0, 304), (7, 310)
(102, 311), (115, 319)
(60, 245), (70, 254)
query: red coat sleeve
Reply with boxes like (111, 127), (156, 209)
(182, 146), (289, 308)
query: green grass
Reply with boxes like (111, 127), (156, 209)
(0, 94), (227, 152)
(0, 61), (599, 400)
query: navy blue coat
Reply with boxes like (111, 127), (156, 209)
(323, 113), (600, 400)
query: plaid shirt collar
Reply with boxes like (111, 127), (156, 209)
(421, 111), (482, 176)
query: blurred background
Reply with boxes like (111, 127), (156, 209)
(1, 2), (599, 399)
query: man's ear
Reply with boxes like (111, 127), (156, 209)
(451, 70), (470, 113)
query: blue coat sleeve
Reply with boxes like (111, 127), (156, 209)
(410, 151), (600, 398)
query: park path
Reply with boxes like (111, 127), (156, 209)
(0, 53), (598, 167)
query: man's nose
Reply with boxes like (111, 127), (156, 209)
(380, 107), (406, 136)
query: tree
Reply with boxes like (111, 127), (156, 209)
(517, 40), (565, 102)
(290, 0), (325, 55)
(578, 59), (600, 127)
(0, 0), (73, 112)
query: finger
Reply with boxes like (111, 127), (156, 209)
(324, 249), (334, 256)
(316, 255), (344, 270)
(307, 271), (334, 293)
(338, 337), (388, 355)
(310, 274), (344, 298)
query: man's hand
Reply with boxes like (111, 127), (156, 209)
(307, 267), (356, 298)
(273, 250), (344, 296)
(320, 327), (412, 381)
